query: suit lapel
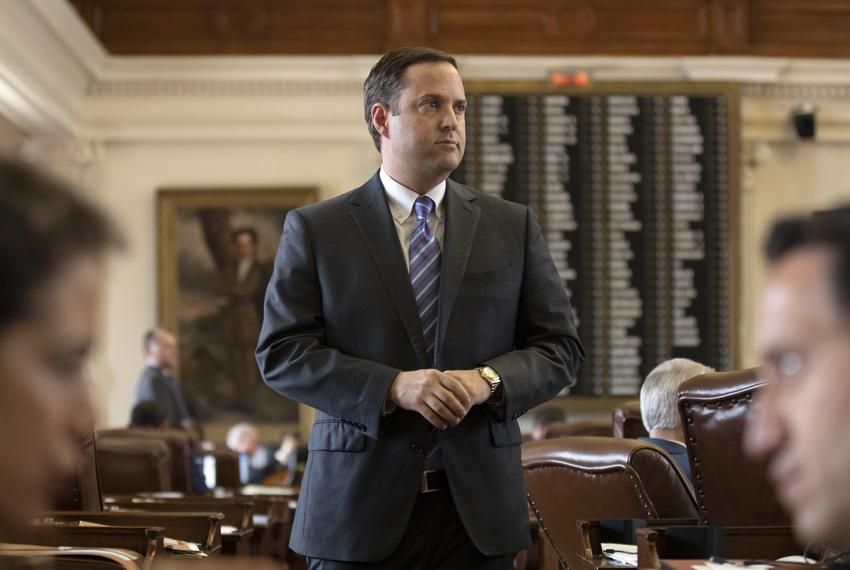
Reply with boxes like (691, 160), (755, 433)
(349, 172), (430, 365)
(436, 180), (480, 362)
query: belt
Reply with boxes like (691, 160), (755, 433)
(420, 469), (448, 494)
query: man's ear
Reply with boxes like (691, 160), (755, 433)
(371, 103), (390, 140)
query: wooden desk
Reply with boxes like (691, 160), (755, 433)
(43, 511), (223, 557)
(575, 520), (803, 570)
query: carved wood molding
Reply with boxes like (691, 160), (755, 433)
(67, 0), (850, 58)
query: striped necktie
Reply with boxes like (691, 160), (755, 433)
(409, 196), (441, 363)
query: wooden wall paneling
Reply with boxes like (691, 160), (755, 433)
(67, 0), (850, 57)
(750, 0), (850, 57)
(386, 0), (430, 49)
(69, 0), (387, 55)
(709, 0), (751, 54)
(432, 0), (712, 55)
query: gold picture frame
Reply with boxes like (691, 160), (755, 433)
(157, 186), (317, 435)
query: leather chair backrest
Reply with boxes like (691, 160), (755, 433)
(97, 428), (197, 493)
(544, 419), (612, 438)
(612, 400), (649, 439)
(522, 436), (698, 570)
(96, 436), (173, 495)
(52, 431), (103, 511)
(678, 369), (790, 526)
(209, 447), (241, 489)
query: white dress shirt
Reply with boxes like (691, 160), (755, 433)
(380, 167), (446, 268)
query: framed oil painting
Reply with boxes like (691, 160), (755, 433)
(157, 187), (317, 427)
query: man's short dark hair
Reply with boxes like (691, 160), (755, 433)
(130, 401), (167, 428)
(0, 158), (123, 331)
(765, 205), (850, 318)
(143, 328), (157, 352)
(363, 47), (458, 151)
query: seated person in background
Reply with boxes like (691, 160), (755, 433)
(745, 206), (850, 550)
(0, 158), (121, 532)
(639, 358), (714, 479)
(129, 400), (168, 429)
(530, 406), (566, 440)
(134, 327), (193, 431)
(226, 422), (286, 484)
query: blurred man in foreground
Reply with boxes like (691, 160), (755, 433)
(745, 206), (850, 548)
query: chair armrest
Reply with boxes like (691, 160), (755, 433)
(42, 510), (223, 556)
(6, 522), (163, 561)
(104, 498), (254, 532)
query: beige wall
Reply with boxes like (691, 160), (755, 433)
(88, 139), (380, 431)
(738, 141), (850, 368)
(84, 120), (850, 434)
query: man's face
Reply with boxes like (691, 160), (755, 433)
(150, 329), (178, 372)
(381, 61), (466, 187)
(745, 247), (850, 547)
(235, 232), (256, 260)
(0, 256), (99, 529)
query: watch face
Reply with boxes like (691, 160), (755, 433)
(480, 367), (499, 382)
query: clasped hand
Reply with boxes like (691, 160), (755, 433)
(389, 369), (491, 430)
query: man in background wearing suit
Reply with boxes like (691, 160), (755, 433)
(134, 327), (193, 430)
(638, 358), (714, 480)
(257, 47), (584, 569)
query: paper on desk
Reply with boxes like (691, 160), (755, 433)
(77, 520), (109, 527)
(692, 563), (772, 570)
(601, 542), (638, 566)
(163, 537), (203, 555)
(241, 485), (294, 495)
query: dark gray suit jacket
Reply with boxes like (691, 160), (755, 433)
(256, 172), (584, 562)
(640, 437), (692, 480)
(133, 366), (191, 427)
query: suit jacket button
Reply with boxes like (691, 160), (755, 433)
(409, 441), (424, 455)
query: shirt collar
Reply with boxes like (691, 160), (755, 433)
(380, 166), (446, 224)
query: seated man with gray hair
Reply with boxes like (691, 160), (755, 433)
(639, 358), (714, 479)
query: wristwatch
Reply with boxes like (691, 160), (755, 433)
(476, 366), (502, 396)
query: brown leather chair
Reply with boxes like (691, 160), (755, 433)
(96, 436), (174, 494)
(98, 428), (197, 493)
(544, 419), (612, 438)
(202, 446), (241, 489)
(522, 436), (698, 570)
(612, 400), (649, 439)
(678, 368), (790, 526)
(52, 431), (103, 511)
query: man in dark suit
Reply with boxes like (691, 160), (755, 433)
(256, 47), (584, 570)
(134, 327), (192, 430)
(638, 358), (714, 480)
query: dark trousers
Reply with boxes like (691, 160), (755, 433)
(307, 488), (514, 570)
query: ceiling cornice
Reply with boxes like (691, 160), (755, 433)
(5, 1), (850, 143)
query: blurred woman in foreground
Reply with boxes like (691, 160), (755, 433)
(0, 158), (121, 533)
